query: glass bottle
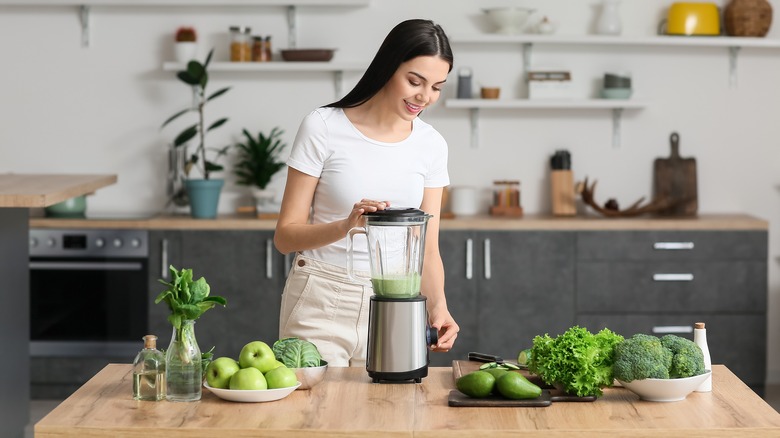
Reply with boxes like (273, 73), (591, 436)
(229, 26), (252, 62)
(264, 35), (273, 62)
(132, 335), (165, 401)
(694, 321), (712, 392)
(165, 320), (202, 402)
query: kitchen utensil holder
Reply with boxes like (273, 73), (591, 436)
(551, 170), (576, 216)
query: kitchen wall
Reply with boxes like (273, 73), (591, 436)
(2, 0), (779, 383)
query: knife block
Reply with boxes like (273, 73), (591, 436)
(551, 170), (576, 216)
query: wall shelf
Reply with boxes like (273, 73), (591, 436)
(445, 98), (648, 149)
(0, 0), (370, 47)
(451, 34), (780, 88)
(163, 61), (366, 96)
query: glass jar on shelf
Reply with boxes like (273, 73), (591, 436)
(229, 26), (252, 62)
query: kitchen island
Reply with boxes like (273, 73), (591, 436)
(36, 364), (780, 437)
(0, 173), (117, 438)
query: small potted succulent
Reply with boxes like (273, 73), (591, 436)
(174, 26), (198, 63)
(233, 127), (287, 213)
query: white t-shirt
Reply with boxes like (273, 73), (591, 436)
(286, 107), (450, 271)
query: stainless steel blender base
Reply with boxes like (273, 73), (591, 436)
(368, 366), (428, 384)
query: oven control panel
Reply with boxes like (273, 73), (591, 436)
(29, 229), (149, 258)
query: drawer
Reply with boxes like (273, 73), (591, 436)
(577, 231), (767, 261)
(577, 261), (766, 312)
(575, 313), (766, 388)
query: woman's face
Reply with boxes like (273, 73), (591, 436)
(382, 55), (450, 121)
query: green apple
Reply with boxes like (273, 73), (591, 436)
(270, 360), (285, 370)
(229, 367), (267, 390)
(238, 341), (277, 373)
(264, 366), (298, 389)
(205, 357), (240, 389)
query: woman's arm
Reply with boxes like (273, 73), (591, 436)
(274, 167), (388, 255)
(419, 187), (459, 352)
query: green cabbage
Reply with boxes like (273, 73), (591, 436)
(272, 337), (322, 368)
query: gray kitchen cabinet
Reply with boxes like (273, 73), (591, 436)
(148, 230), (288, 360)
(574, 230), (768, 394)
(147, 230), (183, 343)
(432, 230), (575, 366)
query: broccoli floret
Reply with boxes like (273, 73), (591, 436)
(660, 334), (705, 378)
(613, 334), (673, 382)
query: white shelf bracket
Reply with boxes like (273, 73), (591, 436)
(522, 42), (533, 78)
(611, 107), (623, 148)
(79, 5), (90, 48)
(469, 108), (480, 149)
(728, 46), (741, 89)
(334, 70), (343, 99)
(287, 5), (297, 49)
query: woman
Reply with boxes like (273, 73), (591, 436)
(274, 19), (458, 367)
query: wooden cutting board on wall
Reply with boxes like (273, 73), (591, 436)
(653, 132), (698, 216)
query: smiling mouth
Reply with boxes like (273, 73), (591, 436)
(405, 101), (423, 113)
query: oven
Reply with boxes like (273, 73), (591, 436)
(29, 229), (149, 358)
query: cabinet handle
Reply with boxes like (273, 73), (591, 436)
(483, 238), (491, 280)
(266, 239), (273, 279)
(653, 242), (694, 250)
(161, 238), (169, 280)
(652, 325), (693, 334)
(652, 273), (694, 281)
(466, 238), (473, 280)
(285, 253), (293, 278)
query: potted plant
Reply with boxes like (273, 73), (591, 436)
(174, 27), (198, 63)
(162, 48), (232, 219)
(233, 127), (287, 213)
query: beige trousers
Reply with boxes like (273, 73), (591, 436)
(278, 254), (372, 367)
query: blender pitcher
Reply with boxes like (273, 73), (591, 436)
(346, 208), (431, 296)
(346, 208), (438, 383)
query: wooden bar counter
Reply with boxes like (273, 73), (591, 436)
(36, 364), (780, 437)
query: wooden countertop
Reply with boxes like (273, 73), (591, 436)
(0, 173), (117, 207)
(29, 213), (768, 231)
(35, 364), (780, 437)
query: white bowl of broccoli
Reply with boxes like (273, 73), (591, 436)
(613, 333), (710, 402)
(618, 370), (711, 402)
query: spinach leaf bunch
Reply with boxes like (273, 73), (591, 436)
(155, 265), (227, 354)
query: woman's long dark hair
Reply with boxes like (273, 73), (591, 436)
(326, 19), (453, 108)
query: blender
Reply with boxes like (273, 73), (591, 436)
(347, 208), (438, 383)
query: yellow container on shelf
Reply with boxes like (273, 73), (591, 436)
(665, 2), (721, 36)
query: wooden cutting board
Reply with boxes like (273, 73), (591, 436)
(448, 360), (596, 407)
(653, 132), (698, 216)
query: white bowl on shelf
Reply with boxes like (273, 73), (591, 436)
(617, 370), (711, 402)
(482, 7), (535, 35)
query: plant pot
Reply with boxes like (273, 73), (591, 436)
(185, 179), (224, 219)
(174, 42), (198, 64)
(251, 187), (277, 213)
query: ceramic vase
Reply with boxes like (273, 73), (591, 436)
(185, 179), (224, 219)
(596, 0), (622, 35)
(165, 320), (202, 402)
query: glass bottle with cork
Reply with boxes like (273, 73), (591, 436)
(132, 334), (165, 401)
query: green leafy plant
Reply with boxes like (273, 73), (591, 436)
(155, 265), (227, 363)
(233, 127), (287, 190)
(161, 48), (231, 180)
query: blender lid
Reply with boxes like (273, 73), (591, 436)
(363, 207), (431, 223)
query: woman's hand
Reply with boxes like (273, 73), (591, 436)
(428, 303), (459, 352)
(345, 199), (391, 231)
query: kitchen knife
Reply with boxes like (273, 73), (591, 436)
(468, 352), (526, 369)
